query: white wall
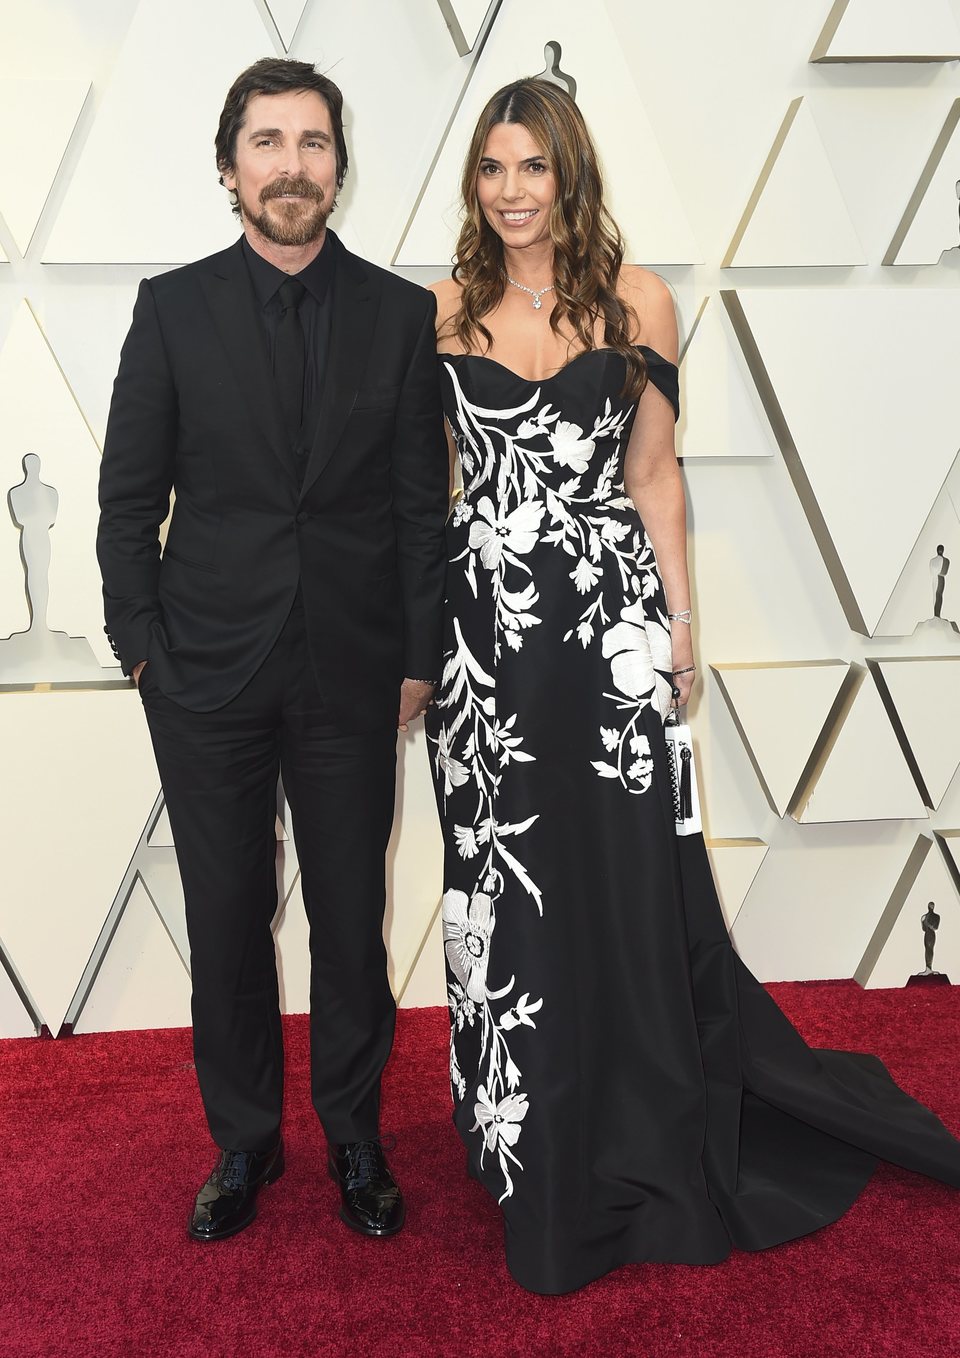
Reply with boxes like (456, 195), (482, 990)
(1, 0), (959, 1036)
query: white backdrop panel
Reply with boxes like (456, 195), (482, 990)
(395, 0), (700, 266)
(739, 288), (960, 636)
(43, 0), (274, 263)
(0, 690), (159, 1033)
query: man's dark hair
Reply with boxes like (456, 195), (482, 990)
(215, 58), (348, 216)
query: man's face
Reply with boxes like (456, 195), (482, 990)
(222, 90), (339, 247)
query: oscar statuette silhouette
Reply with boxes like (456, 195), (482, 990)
(906, 901), (951, 987)
(1, 454), (101, 684)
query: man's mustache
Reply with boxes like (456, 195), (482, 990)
(260, 177), (325, 205)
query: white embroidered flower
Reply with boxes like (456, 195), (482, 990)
(474, 1086), (529, 1153)
(500, 992), (544, 1031)
(453, 824), (479, 859)
(630, 733), (651, 757)
(600, 598), (654, 700)
(468, 496), (544, 571)
(436, 727), (470, 797)
(602, 599), (674, 716)
(548, 420), (595, 474)
(443, 890), (495, 1002)
(452, 496), (474, 527)
(570, 556), (602, 595)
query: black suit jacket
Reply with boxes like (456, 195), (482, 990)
(97, 232), (448, 727)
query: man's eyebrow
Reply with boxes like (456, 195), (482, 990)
(246, 127), (332, 142)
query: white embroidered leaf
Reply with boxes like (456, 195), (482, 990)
(600, 726), (620, 751)
(497, 815), (539, 837)
(591, 761), (621, 778)
(495, 838), (543, 912)
(577, 620), (594, 647)
(557, 477), (582, 498)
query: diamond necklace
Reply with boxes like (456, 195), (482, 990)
(506, 275), (555, 310)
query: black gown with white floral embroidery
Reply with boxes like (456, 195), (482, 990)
(425, 346), (960, 1296)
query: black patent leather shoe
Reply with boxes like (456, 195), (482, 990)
(328, 1138), (405, 1237)
(188, 1140), (284, 1241)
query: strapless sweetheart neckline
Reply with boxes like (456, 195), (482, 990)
(437, 342), (676, 387)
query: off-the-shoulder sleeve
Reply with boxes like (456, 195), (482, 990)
(639, 346), (679, 422)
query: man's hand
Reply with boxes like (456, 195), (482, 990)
(132, 660), (147, 687)
(398, 678), (435, 731)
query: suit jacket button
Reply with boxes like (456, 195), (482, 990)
(296, 511), (309, 525)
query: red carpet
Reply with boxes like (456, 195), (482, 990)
(1, 982), (958, 1358)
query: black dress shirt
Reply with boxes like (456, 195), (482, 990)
(242, 235), (335, 471)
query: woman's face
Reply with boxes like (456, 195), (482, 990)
(476, 121), (556, 254)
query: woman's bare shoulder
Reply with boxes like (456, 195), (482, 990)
(427, 276), (464, 344)
(618, 265), (678, 362)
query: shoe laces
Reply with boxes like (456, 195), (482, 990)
(342, 1134), (396, 1187)
(218, 1150), (252, 1191)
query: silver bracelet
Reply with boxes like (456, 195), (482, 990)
(667, 609), (692, 624)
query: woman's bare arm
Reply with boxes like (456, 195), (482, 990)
(620, 270), (695, 705)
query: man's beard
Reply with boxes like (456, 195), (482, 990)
(241, 175), (333, 246)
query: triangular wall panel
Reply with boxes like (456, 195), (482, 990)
(855, 836), (960, 989)
(73, 877), (192, 1033)
(870, 657), (960, 809)
(712, 661), (850, 816)
(397, 903), (446, 1007)
(677, 296), (776, 460)
(874, 467), (960, 637)
(43, 0), (270, 263)
(395, 0), (700, 266)
(0, 690), (160, 1035)
(733, 288), (960, 635)
(0, 79), (91, 255)
(724, 98), (865, 268)
(436, 0), (499, 55)
(705, 839), (769, 931)
(263, 0), (311, 49)
(796, 671), (928, 823)
(812, 0), (960, 62)
(0, 939), (38, 1038)
(885, 99), (960, 266)
(937, 830), (960, 884)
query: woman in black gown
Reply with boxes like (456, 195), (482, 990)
(424, 78), (960, 1295)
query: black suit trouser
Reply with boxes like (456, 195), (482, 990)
(139, 598), (397, 1152)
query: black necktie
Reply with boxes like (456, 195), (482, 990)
(275, 277), (306, 438)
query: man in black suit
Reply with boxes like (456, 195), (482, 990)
(97, 58), (448, 1243)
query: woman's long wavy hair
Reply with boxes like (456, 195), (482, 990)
(448, 79), (646, 399)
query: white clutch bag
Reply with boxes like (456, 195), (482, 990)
(663, 716), (702, 837)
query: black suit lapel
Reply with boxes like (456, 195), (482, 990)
(299, 234), (378, 500)
(198, 240), (298, 484)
